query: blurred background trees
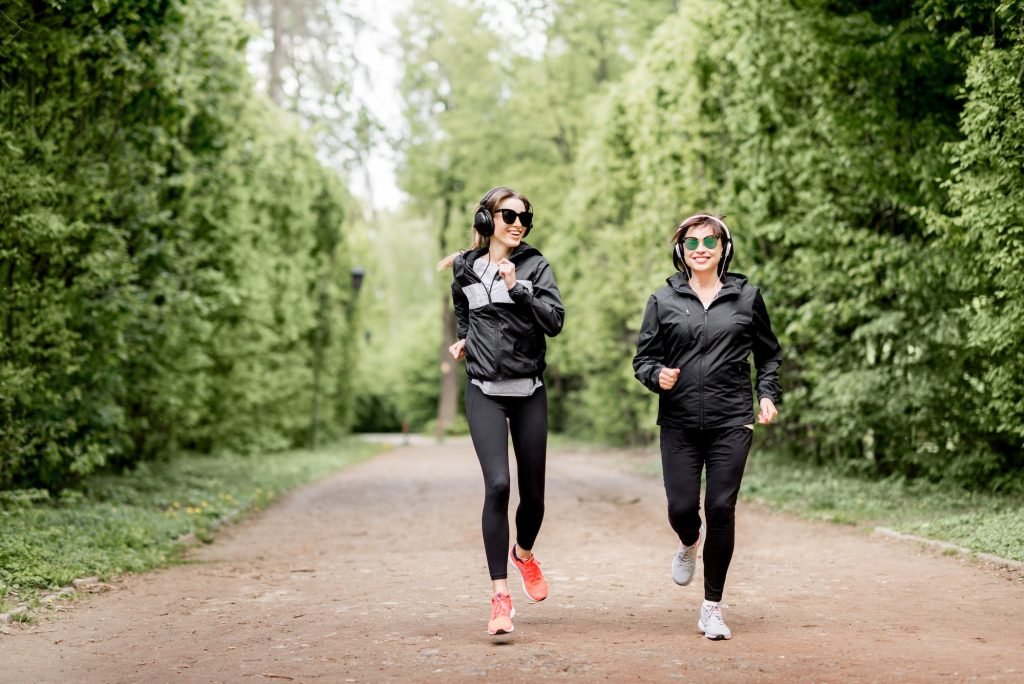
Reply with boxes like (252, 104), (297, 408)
(370, 0), (1024, 491)
(2, 0), (1022, 492)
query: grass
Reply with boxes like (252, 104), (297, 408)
(0, 438), (383, 615)
(582, 442), (1024, 564)
(739, 450), (1024, 562)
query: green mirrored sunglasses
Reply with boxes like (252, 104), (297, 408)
(682, 235), (720, 251)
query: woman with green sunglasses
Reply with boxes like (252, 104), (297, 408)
(633, 213), (783, 641)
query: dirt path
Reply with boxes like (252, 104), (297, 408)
(2, 437), (1023, 683)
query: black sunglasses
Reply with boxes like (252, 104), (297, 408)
(682, 235), (720, 250)
(495, 208), (533, 228)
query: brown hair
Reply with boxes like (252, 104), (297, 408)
(436, 187), (532, 270)
(670, 214), (725, 244)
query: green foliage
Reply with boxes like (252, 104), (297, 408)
(379, 0), (1024, 489)
(0, 439), (380, 603)
(542, 0), (1024, 489)
(381, 0), (674, 436)
(546, 0), (735, 443)
(929, 1), (1024, 483)
(0, 1), (358, 488)
(710, 0), (967, 483)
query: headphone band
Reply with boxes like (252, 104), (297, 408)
(680, 214), (730, 238)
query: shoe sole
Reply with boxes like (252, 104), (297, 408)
(521, 578), (547, 602)
(488, 607), (516, 635)
(697, 619), (731, 640)
(672, 570), (695, 586)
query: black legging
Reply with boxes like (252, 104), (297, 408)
(465, 381), (548, 580)
(660, 426), (753, 602)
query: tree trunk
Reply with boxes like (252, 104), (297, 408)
(269, 0), (285, 106)
(436, 303), (458, 440)
(435, 193), (457, 440)
(311, 272), (326, 448)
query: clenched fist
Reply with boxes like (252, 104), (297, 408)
(757, 397), (778, 424)
(659, 367), (680, 391)
(449, 339), (466, 361)
(496, 258), (516, 289)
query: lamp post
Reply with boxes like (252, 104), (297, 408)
(350, 266), (365, 293)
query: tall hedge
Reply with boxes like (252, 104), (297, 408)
(0, 0), (357, 489)
(548, 0), (1024, 488)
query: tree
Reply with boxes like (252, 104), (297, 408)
(391, 0), (674, 434)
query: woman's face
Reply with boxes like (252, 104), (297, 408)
(683, 224), (723, 276)
(490, 197), (528, 251)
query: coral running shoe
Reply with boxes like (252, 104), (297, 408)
(487, 592), (515, 635)
(509, 548), (548, 602)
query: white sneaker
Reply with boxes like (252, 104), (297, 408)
(671, 524), (704, 586)
(698, 600), (731, 640)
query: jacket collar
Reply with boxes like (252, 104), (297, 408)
(667, 271), (746, 299)
(455, 242), (539, 279)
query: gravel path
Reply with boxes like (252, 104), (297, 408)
(2, 437), (1023, 682)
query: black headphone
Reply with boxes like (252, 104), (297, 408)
(672, 214), (733, 279)
(473, 187), (531, 238)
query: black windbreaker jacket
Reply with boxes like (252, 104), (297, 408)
(633, 272), (782, 430)
(452, 243), (564, 381)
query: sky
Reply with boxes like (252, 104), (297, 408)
(349, 0), (407, 211)
(244, 0), (537, 213)
(339, 0), (537, 212)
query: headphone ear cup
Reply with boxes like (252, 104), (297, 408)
(474, 207), (494, 237)
(674, 243), (682, 262)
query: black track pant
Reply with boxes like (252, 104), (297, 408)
(465, 382), (548, 580)
(660, 426), (753, 602)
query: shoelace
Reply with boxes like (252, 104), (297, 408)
(491, 594), (512, 619)
(704, 604), (724, 624)
(677, 545), (697, 562)
(519, 557), (543, 582)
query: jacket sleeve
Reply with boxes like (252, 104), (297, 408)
(632, 295), (665, 394)
(452, 279), (469, 340)
(751, 289), (782, 404)
(508, 259), (564, 337)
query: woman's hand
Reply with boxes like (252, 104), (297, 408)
(757, 397), (778, 424)
(497, 258), (516, 289)
(449, 339), (466, 361)
(658, 367), (680, 390)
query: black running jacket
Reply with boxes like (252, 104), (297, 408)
(633, 272), (782, 429)
(452, 244), (564, 381)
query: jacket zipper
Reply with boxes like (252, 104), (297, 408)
(486, 270), (500, 377)
(700, 305), (709, 429)
(464, 250), (525, 380)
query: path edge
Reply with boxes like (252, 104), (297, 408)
(873, 526), (1024, 572)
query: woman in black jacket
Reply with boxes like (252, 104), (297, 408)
(633, 213), (782, 641)
(440, 186), (564, 636)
